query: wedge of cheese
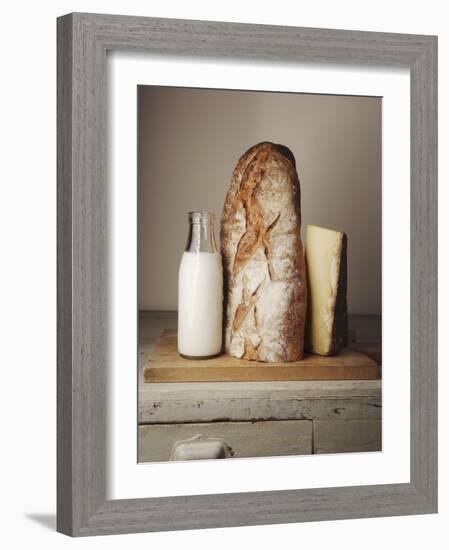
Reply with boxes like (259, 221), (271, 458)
(305, 224), (348, 356)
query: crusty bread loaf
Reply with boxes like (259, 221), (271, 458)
(220, 142), (307, 362)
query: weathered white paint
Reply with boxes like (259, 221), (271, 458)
(139, 420), (313, 462)
(314, 419), (382, 454)
(139, 395), (381, 424)
(138, 313), (382, 456)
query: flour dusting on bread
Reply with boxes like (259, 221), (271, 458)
(220, 142), (307, 362)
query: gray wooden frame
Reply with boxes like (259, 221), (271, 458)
(57, 12), (438, 536)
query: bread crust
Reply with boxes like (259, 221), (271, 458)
(220, 142), (307, 362)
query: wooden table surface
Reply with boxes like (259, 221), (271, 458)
(138, 312), (382, 460)
(139, 312), (381, 421)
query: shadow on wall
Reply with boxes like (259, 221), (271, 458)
(138, 86), (381, 315)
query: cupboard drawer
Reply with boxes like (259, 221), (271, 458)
(139, 420), (312, 463)
(313, 419), (381, 453)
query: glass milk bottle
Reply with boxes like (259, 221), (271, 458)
(178, 212), (223, 358)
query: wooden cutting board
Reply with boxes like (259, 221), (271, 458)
(143, 330), (380, 383)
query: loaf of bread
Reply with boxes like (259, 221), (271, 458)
(220, 142), (307, 362)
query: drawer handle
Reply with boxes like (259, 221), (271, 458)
(170, 434), (231, 461)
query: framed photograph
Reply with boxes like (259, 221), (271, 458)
(57, 12), (437, 536)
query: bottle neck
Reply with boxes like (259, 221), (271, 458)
(185, 212), (217, 253)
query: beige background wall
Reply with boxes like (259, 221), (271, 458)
(138, 87), (381, 315)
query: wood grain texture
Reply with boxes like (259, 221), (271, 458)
(57, 14), (73, 536)
(57, 12), (437, 536)
(139, 396), (381, 424)
(57, 12), (108, 535)
(410, 35), (438, 511)
(139, 392), (381, 424)
(139, 420), (313, 462)
(313, 419), (381, 454)
(143, 330), (379, 382)
(138, 316), (381, 423)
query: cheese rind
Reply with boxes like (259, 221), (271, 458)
(305, 225), (348, 356)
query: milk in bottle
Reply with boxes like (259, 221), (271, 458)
(178, 212), (223, 358)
